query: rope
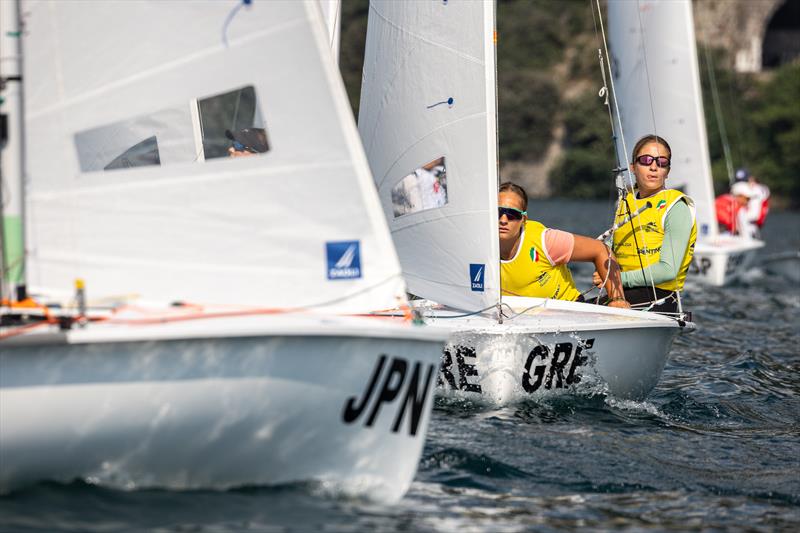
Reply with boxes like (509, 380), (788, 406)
(221, 0), (252, 48)
(427, 97), (454, 109)
(0, 274), (412, 334)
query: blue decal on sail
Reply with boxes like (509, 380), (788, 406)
(327, 241), (362, 280)
(469, 263), (485, 292)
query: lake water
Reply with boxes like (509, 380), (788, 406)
(1, 200), (798, 531)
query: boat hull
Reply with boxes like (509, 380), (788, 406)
(416, 298), (690, 405)
(0, 317), (445, 502)
(690, 238), (764, 286)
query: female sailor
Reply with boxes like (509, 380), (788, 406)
(601, 135), (697, 313)
(499, 182), (629, 308)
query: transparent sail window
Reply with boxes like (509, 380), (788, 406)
(75, 106), (194, 173)
(197, 86), (270, 160)
(103, 136), (160, 171)
(391, 157), (448, 217)
(74, 85), (270, 172)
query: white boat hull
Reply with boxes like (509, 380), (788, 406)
(0, 315), (445, 502)
(412, 297), (692, 405)
(690, 238), (764, 286)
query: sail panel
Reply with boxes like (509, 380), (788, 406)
(358, 0), (499, 312)
(23, 0), (405, 312)
(608, 0), (719, 239)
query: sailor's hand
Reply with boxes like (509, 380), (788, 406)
(607, 298), (631, 309)
(592, 271), (603, 286)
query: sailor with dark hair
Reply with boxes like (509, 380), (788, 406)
(498, 182), (629, 308)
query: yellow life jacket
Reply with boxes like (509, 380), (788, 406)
(501, 220), (581, 301)
(612, 189), (697, 291)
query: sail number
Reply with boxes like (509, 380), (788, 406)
(438, 339), (595, 394)
(342, 355), (435, 436)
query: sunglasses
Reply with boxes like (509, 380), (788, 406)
(635, 154), (670, 168)
(232, 141), (258, 153)
(498, 206), (527, 221)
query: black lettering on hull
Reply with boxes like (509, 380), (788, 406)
(438, 345), (481, 393)
(438, 339), (596, 395)
(343, 355), (436, 436)
(690, 256), (712, 275)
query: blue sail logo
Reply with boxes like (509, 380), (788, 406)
(327, 241), (362, 280)
(469, 263), (485, 292)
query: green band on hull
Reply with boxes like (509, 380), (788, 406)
(2, 215), (24, 285)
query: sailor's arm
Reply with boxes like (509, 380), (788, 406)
(569, 235), (628, 307)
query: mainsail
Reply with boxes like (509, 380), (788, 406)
(22, 0), (405, 313)
(358, 0), (500, 312)
(608, 0), (719, 240)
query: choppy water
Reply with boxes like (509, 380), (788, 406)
(2, 200), (798, 532)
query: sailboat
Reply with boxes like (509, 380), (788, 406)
(357, 1), (694, 405)
(607, 0), (764, 287)
(0, 0), (448, 502)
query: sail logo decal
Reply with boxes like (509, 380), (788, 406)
(326, 241), (362, 280)
(470, 263), (485, 292)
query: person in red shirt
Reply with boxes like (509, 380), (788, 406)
(715, 181), (754, 236)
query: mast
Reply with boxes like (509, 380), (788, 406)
(0, 0), (26, 302)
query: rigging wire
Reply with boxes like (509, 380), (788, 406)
(701, 40), (735, 187)
(700, 37), (738, 232)
(590, 0), (658, 303)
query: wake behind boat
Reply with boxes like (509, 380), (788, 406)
(357, 1), (694, 406)
(0, 0), (447, 501)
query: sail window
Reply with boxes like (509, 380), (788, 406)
(197, 85), (270, 160)
(103, 136), (160, 171)
(74, 106), (195, 173)
(391, 157), (448, 217)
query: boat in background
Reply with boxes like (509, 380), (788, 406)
(608, 0), (764, 287)
(358, 0), (693, 405)
(0, 0), (446, 501)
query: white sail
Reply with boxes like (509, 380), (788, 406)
(358, 0), (500, 312)
(23, 0), (404, 313)
(608, 0), (719, 240)
(317, 0), (341, 64)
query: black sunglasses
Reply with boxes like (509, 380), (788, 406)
(635, 154), (670, 168)
(498, 206), (527, 221)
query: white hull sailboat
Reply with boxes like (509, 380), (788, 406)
(357, 1), (693, 406)
(608, 0), (764, 287)
(1, 314), (442, 501)
(0, 0), (446, 501)
(415, 297), (686, 404)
